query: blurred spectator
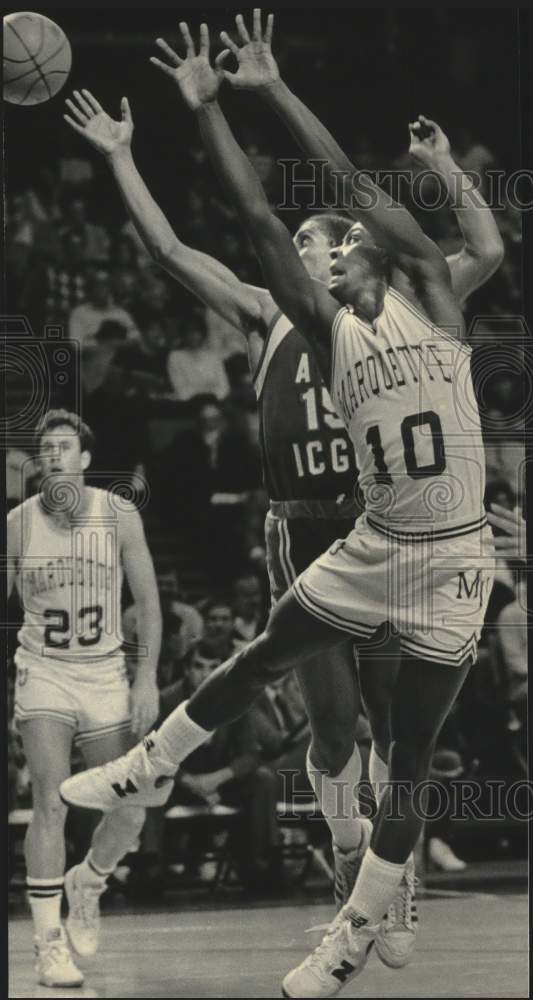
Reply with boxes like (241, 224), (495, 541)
(159, 396), (263, 585)
(167, 306), (230, 403)
(233, 573), (268, 642)
(6, 448), (37, 512)
(451, 126), (497, 195)
(69, 267), (139, 351)
(59, 197), (110, 263)
(200, 598), (245, 661)
(21, 230), (88, 327)
(426, 748), (468, 872)
(137, 643), (282, 893)
(205, 305), (248, 364)
(496, 572), (527, 770)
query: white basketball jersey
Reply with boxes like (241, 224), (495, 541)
(330, 287), (487, 537)
(14, 487), (124, 664)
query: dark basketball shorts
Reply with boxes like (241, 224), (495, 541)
(265, 509), (356, 605)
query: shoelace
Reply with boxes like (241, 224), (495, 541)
(387, 874), (418, 931)
(42, 941), (72, 967)
(73, 881), (101, 928)
(306, 921), (351, 976)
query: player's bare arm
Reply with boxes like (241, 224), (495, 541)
(118, 500), (162, 737)
(150, 22), (339, 382)
(408, 115), (504, 302)
(222, 10), (464, 336)
(6, 505), (22, 598)
(64, 88), (266, 338)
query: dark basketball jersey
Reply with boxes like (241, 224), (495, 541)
(253, 310), (359, 511)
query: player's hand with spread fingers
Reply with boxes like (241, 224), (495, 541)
(487, 503), (526, 560)
(151, 22), (223, 110)
(64, 89), (133, 158)
(218, 9), (279, 91)
(408, 114), (451, 168)
(129, 673), (160, 738)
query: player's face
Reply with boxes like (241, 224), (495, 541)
(39, 426), (87, 481)
(328, 223), (383, 302)
(293, 221), (333, 283)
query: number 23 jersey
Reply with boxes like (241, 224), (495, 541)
(331, 287), (487, 537)
(13, 487), (124, 665)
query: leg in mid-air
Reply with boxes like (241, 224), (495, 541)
(59, 590), (349, 812)
(64, 728), (145, 959)
(295, 644), (372, 908)
(19, 718), (85, 988)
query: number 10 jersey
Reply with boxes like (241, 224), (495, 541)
(330, 287), (487, 538)
(14, 487), (124, 666)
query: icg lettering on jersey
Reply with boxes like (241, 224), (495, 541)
(292, 351), (352, 479)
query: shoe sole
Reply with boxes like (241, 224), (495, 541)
(38, 973), (84, 988)
(59, 788), (112, 812)
(374, 940), (412, 969)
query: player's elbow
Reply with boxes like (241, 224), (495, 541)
(150, 237), (183, 269)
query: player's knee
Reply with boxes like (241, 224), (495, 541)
(389, 735), (435, 781)
(309, 729), (355, 776)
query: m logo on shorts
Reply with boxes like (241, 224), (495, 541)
(456, 570), (489, 609)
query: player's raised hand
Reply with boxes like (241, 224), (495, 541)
(64, 90), (133, 156)
(408, 115), (451, 167)
(218, 9), (279, 90)
(151, 22), (222, 110)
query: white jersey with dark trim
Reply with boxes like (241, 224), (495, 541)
(330, 287), (486, 537)
(14, 488), (124, 664)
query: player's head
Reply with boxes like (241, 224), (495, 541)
(34, 409), (94, 482)
(328, 221), (392, 305)
(182, 641), (221, 692)
(293, 213), (353, 283)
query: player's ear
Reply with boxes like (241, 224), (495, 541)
(81, 450), (91, 471)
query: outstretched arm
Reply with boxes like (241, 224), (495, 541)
(219, 11), (446, 284)
(408, 116), (504, 303)
(151, 23), (338, 379)
(64, 89), (263, 336)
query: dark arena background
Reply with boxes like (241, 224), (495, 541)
(4, 8), (529, 999)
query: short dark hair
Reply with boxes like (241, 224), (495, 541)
(33, 409), (95, 455)
(305, 212), (353, 247)
(202, 597), (233, 618)
(182, 639), (221, 671)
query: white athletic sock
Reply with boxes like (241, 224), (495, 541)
(27, 876), (64, 939)
(75, 849), (113, 887)
(152, 700), (211, 768)
(306, 744), (365, 853)
(369, 743), (389, 806)
(346, 846), (405, 927)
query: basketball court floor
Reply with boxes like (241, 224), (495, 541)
(9, 887), (529, 998)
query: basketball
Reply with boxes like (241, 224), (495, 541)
(3, 11), (71, 106)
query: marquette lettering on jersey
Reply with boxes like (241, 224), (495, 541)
(254, 311), (358, 509)
(15, 489), (123, 662)
(330, 288), (486, 535)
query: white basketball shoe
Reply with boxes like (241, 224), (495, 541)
(34, 926), (84, 988)
(282, 911), (378, 998)
(374, 854), (418, 968)
(60, 735), (176, 812)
